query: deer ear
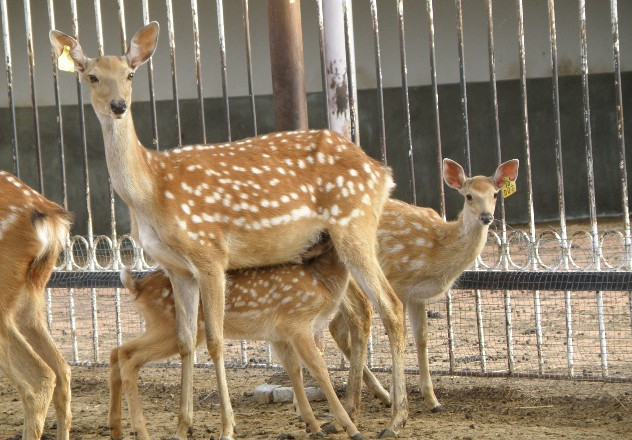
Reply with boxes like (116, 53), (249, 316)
(126, 21), (160, 69)
(443, 158), (467, 189)
(492, 159), (520, 189)
(49, 30), (88, 72)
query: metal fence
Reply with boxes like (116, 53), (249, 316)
(1, 0), (632, 382)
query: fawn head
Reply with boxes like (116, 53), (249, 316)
(443, 158), (519, 228)
(50, 22), (159, 120)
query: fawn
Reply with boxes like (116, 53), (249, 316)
(329, 158), (519, 418)
(0, 171), (73, 440)
(51, 22), (406, 439)
(109, 238), (363, 439)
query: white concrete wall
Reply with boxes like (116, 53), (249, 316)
(1, 0), (631, 107)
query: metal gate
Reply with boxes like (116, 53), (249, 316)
(1, 0), (631, 381)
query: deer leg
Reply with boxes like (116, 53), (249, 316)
(170, 273), (201, 440)
(409, 301), (442, 412)
(290, 332), (362, 439)
(108, 347), (124, 440)
(196, 265), (235, 440)
(117, 331), (181, 440)
(270, 341), (323, 436)
(0, 322), (55, 440)
(330, 280), (390, 419)
(333, 232), (408, 437)
(17, 306), (71, 440)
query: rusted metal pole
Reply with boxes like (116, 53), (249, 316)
(267, 0), (308, 131)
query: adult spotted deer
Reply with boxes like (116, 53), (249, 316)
(109, 239), (363, 439)
(330, 158), (519, 418)
(50, 22), (406, 439)
(0, 171), (73, 440)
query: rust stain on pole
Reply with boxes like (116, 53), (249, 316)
(267, 0), (308, 131)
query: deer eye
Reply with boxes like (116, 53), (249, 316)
(494, 192), (498, 199)
(88, 74), (98, 84)
(466, 194), (473, 201)
(127, 72), (134, 80)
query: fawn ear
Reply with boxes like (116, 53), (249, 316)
(443, 158), (467, 189)
(492, 159), (520, 189)
(49, 30), (88, 72)
(126, 21), (160, 69)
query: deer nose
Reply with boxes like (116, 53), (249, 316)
(480, 213), (494, 225)
(110, 99), (127, 115)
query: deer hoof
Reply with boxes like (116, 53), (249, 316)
(350, 433), (364, 440)
(431, 405), (445, 413)
(377, 428), (398, 438)
(309, 431), (327, 438)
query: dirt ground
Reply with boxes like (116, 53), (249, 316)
(1, 366), (631, 440)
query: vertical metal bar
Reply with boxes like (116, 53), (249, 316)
(503, 290), (514, 374)
(216, 0), (231, 141)
(367, 330), (374, 369)
(564, 291), (574, 377)
(46, 288), (53, 333)
(474, 290), (486, 373)
(323, 0), (350, 139)
(446, 291), (455, 373)
(454, 0), (471, 175)
(242, 0), (257, 136)
(342, 0), (359, 144)
(47, 0), (69, 209)
(578, 0), (600, 267)
(396, 0), (416, 204)
(266, 342), (271, 366)
(70, 0), (95, 243)
(141, 0), (159, 149)
(369, 0), (386, 165)
(610, 0), (631, 266)
(191, 0), (206, 143)
(165, 0), (182, 145)
(68, 287), (79, 362)
(315, 0), (330, 131)
(548, 0), (574, 377)
(116, 0), (127, 53)
(1, 0), (19, 177)
(23, 0), (43, 193)
(578, 0), (607, 377)
(426, 0), (444, 217)
(240, 340), (247, 365)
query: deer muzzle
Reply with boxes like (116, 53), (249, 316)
(480, 213), (494, 225)
(110, 99), (127, 116)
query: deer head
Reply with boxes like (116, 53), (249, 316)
(443, 158), (519, 229)
(49, 22), (159, 120)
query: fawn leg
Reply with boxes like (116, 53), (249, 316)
(271, 341), (323, 436)
(409, 301), (442, 411)
(291, 332), (362, 439)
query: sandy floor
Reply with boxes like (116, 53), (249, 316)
(1, 365), (631, 440)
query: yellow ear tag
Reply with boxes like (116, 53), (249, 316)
(501, 177), (517, 198)
(58, 45), (75, 72)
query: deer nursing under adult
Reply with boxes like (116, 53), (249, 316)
(50, 22), (407, 439)
(330, 158), (519, 418)
(109, 239), (363, 439)
(0, 171), (73, 440)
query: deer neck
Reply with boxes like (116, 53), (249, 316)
(454, 211), (489, 256)
(98, 111), (154, 208)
